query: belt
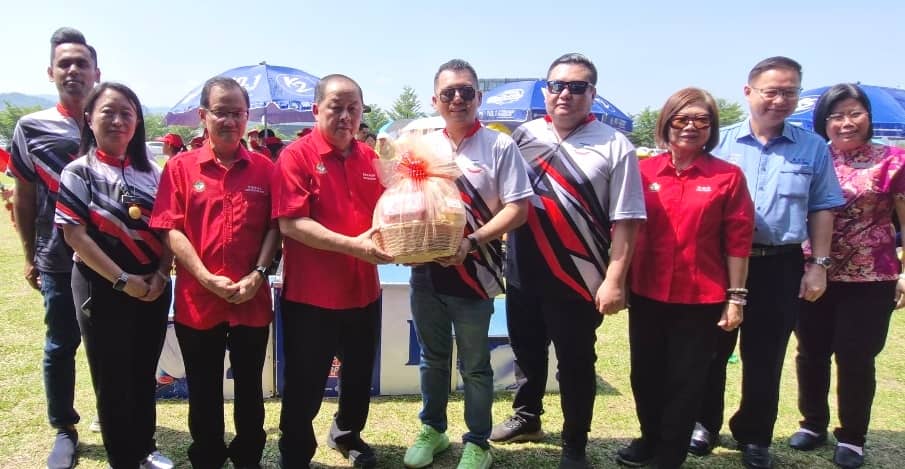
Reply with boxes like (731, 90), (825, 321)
(749, 244), (802, 257)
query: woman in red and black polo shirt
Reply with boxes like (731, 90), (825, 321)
(56, 82), (172, 469)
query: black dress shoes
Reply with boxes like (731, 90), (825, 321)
(616, 438), (656, 467)
(789, 430), (827, 450)
(688, 423), (719, 456)
(834, 445), (865, 469)
(740, 443), (773, 469)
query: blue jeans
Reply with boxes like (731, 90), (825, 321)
(410, 288), (493, 448)
(42, 271), (81, 428)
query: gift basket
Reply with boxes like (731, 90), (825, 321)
(372, 135), (466, 263)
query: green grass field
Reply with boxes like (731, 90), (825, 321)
(0, 197), (902, 468)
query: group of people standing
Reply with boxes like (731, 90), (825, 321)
(7, 26), (902, 469)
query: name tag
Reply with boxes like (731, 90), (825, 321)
(696, 186), (712, 192)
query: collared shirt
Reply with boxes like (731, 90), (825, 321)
(149, 143), (275, 329)
(272, 128), (384, 309)
(507, 117), (647, 301)
(803, 143), (905, 282)
(410, 121), (534, 299)
(713, 119), (844, 245)
(9, 104), (80, 273)
(56, 148), (164, 273)
(631, 153), (754, 304)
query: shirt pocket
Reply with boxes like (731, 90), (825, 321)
(778, 163), (812, 198)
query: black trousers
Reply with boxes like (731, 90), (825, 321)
(72, 264), (169, 469)
(278, 298), (381, 466)
(506, 285), (603, 450)
(629, 295), (723, 469)
(796, 281), (895, 447)
(697, 250), (803, 446)
(175, 322), (270, 468)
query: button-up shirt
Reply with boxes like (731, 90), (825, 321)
(631, 153), (754, 304)
(713, 119), (844, 245)
(150, 144), (275, 329)
(272, 128), (384, 310)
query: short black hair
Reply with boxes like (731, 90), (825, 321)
(748, 56), (802, 83)
(200, 76), (250, 109)
(547, 53), (597, 86)
(50, 27), (97, 65)
(434, 59), (478, 89)
(259, 128), (276, 138)
(813, 83), (874, 141)
(79, 82), (152, 172)
(359, 122), (369, 130)
(314, 74), (363, 105)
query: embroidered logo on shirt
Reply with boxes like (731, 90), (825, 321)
(193, 180), (206, 192)
(648, 182), (660, 192)
(362, 172), (377, 181)
(316, 162), (327, 174)
(696, 185), (712, 192)
(245, 185), (266, 194)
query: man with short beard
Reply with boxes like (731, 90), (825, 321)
(9, 27), (99, 469)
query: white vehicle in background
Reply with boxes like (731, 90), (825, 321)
(147, 141), (164, 157)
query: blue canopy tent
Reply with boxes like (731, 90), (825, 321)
(477, 80), (633, 132)
(788, 84), (905, 139)
(165, 63), (320, 127)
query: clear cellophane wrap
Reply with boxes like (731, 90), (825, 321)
(372, 135), (466, 263)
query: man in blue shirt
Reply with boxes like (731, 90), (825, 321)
(688, 57), (844, 469)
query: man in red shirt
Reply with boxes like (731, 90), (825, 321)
(150, 77), (280, 469)
(272, 74), (391, 469)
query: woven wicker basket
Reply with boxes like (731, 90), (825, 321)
(373, 219), (464, 264)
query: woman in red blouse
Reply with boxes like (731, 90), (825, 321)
(616, 88), (755, 469)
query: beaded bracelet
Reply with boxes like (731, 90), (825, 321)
(728, 298), (747, 306)
(726, 287), (749, 294)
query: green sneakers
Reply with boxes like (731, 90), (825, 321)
(457, 442), (492, 469)
(404, 425), (451, 468)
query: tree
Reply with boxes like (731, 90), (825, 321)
(717, 98), (746, 126)
(0, 103), (43, 141)
(143, 113), (167, 140)
(388, 86), (426, 120)
(363, 104), (390, 132)
(627, 107), (659, 149)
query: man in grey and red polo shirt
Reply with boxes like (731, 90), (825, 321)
(151, 76), (280, 469)
(272, 74), (391, 469)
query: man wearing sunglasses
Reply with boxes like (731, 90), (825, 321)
(402, 59), (532, 469)
(690, 57), (844, 469)
(490, 53), (646, 469)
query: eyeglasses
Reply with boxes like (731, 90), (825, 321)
(546, 80), (593, 95)
(669, 114), (712, 130)
(826, 110), (868, 123)
(750, 87), (802, 100)
(438, 86), (477, 103)
(203, 108), (249, 121)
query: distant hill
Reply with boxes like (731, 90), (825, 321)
(0, 93), (56, 109)
(0, 92), (170, 115)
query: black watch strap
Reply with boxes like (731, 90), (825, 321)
(254, 265), (268, 279)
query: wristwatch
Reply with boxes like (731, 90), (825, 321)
(466, 234), (479, 252)
(806, 256), (833, 268)
(112, 272), (129, 291)
(253, 265), (268, 280)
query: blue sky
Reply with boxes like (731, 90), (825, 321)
(1, 0), (902, 117)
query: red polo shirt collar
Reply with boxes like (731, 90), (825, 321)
(95, 148), (129, 167)
(198, 142), (251, 167)
(443, 119), (482, 140)
(654, 152), (714, 177)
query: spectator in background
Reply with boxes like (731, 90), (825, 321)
(157, 133), (186, 159)
(9, 27), (100, 469)
(364, 133), (376, 149)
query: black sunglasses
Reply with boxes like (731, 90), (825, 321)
(546, 80), (593, 95)
(438, 86), (477, 103)
(669, 115), (712, 130)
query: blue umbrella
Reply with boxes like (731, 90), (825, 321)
(788, 84), (905, 138)
(477, 80), (633, 132)
(165, 63), (320, 126)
